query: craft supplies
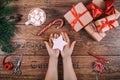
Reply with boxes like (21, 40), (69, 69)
(12, 54), (23, 76)
(37, 19), (64, 36)
(3, 55), (14, 71)
(25, 8), (46, 27)
(88, 52), (109, 63)
(88, 52), (109, 80)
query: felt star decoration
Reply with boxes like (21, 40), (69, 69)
(52, 35), (67, 51)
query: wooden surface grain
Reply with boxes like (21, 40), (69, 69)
(0, 0), (120, 80)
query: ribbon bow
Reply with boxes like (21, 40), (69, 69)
(97, 17), (116, 32)
(86, 2), (103, 19)
(105, 0), (115, 16)
(70, 5), (88, 30)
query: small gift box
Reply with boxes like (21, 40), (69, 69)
(95, 14), (119, 32)
(86, 0), (119, 20)
(90, 0), (120, 19)
(64, 2), (93, 32)
(85, 22), (106, 41)
(115, 9), (120, 19)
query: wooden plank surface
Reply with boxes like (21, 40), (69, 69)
(0, 0), (120, 80)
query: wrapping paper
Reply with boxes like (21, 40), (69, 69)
(87, 0), (120, 19)
(95, 14), (119, 32)
(86, 2), (103, 19)
(92, 0), (105, 9)
(85, 22), (106, 41)
(64, 2), (93, 32)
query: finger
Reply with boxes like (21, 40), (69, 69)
(61, 32), (67, 42)
(64, 32), (70, 43)
(70, 41), (76, 51)
(44, 41), (51, 50)
(49, 34), (53, 47)
(54, 33), (59, 39)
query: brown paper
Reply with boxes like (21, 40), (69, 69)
(85, 22), (106, 41)
(92, 0), (105, 9)
(64, 2), (93, 32)
(95, 14), (119, 32)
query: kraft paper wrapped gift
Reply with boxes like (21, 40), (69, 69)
(95, 14), (119, 32)
(85, 22), (106, 42)
(92, 0), (120, 19)
(64, 2), (93, 32)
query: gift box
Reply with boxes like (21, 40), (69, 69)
(115, 9), (120, 19)
(85, 22), (106, 41)
(90, 0), (120, 19)
(95, 14), (119, 32)
(86, 0), (120, 20)
(64, 2), (93, 32)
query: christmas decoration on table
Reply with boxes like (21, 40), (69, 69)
(85, 22), (106, 41)
(25, 8), (46, 27)
(0, 0), (20, 53)
(52, 35), (67, 52)
(37, 19), (64, 36)
(64, 2), (93, 32)
(95, 14), (119, 32)
(3, 54), (14, 71)
(86, 0), (116, 20)
(84, 0), (120, 41)
(88, 52), (109, 80)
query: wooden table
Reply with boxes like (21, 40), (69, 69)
(0, 0), (120, 80)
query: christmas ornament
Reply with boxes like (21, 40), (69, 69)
(52, 35), (67, 52)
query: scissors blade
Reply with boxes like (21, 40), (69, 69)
(16, 54), (23, 66)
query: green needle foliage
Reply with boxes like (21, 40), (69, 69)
(0, 0), (16, 53)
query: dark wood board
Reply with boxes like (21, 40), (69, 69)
(0, 0), (120, 80)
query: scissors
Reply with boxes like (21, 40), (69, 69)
(12, 54), (23, 76)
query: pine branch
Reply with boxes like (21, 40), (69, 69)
(0, 0), (16, 53)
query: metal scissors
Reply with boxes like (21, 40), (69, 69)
(12, 54), (23, 76)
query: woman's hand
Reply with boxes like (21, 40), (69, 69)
(44, 33), (60, 59)
(61, 32), (76, 59)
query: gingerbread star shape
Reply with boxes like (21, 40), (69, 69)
(52, 35), (67, 51)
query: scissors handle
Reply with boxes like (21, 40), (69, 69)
(12, 69), (22, 76)
(13, 54), (23, 76)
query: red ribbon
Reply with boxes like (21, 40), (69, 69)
(93, 61), (105, 73)
(3, 55), (14, 71)
(88, 52), (109, 73)
(97, 17), (116, 32)
(86, 0), (115, 19)
(70, 5), (88, 30)
(88, 52), (109, 63)
(105, 0), (115, 16)
(86, 2), (103, 19)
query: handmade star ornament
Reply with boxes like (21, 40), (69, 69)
(52, 35), (67, 51)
